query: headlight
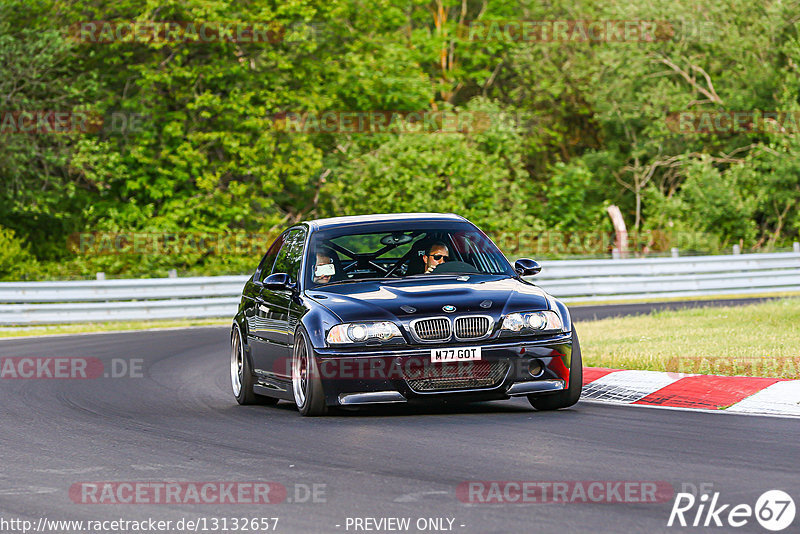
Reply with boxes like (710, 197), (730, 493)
(326, 321), (404, 344)
(500, 311), (563, 334)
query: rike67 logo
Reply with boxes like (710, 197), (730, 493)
(668, 490), (796, 531)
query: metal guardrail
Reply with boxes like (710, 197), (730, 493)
(0, 276), (247, 325)
(534, 252), (800, 301)
(0, 252), (798, 325)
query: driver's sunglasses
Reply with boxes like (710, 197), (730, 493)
(431, 254), (448, 261)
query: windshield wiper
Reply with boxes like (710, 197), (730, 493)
(320, 277), (390, 287)
(400, 273), (478, 279)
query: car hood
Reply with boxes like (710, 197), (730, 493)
(304, 275), (551, 323)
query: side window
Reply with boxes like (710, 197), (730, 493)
(271, 228), (307, 282)
(257, 234), (285, 283)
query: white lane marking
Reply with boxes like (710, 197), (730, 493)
(34, 466), (104, 475)
(0, 486), (58, 495)
(129, 463), (191, 471)
(394, 490), (449, 502)
(726, 380), (800, 416)
(581, 370), (681, 403)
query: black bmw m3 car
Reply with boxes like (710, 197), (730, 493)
(231, 213), (581, 416)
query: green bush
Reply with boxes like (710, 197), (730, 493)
(0, 226), (37, 279)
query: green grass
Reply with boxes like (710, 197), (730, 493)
(0, 318), (229, 339)
(567, 290), (800, 307)
(579, 298), (800, 378)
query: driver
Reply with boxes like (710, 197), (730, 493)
(422, 241), (449, 273)
(313, 248), (336, 284)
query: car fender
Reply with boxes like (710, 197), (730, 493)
(297, 294), (342, 350)
(231, 313), (256, 372)
(552, 298), (573, 333)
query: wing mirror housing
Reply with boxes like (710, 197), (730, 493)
(514, 258), (542, 277)
(263, 272), (296, 290)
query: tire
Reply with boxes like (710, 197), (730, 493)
(231, 324), (279, 406)
(528, 329), (583, 411)
(292, 327), (328, 416)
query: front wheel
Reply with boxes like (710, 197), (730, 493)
(528, 329), (582, 411)
(292, 327), (328, 416)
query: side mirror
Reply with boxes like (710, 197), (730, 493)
(263, 272), (295, 290)
(514, 258), (541, 277)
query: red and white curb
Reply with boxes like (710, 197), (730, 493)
(581, 368), (800, 417)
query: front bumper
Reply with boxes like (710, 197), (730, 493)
(312, 333), (573, 406)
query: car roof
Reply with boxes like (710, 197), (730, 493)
(307, 212), (466, 231)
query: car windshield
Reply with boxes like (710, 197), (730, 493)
(306, 221), (514, 287)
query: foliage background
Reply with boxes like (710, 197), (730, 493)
(1, 0), (799, 279)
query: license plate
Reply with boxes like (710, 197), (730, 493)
(430, 346), (482, 362)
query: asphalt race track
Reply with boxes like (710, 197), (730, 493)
(1, 327), (798, 534)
